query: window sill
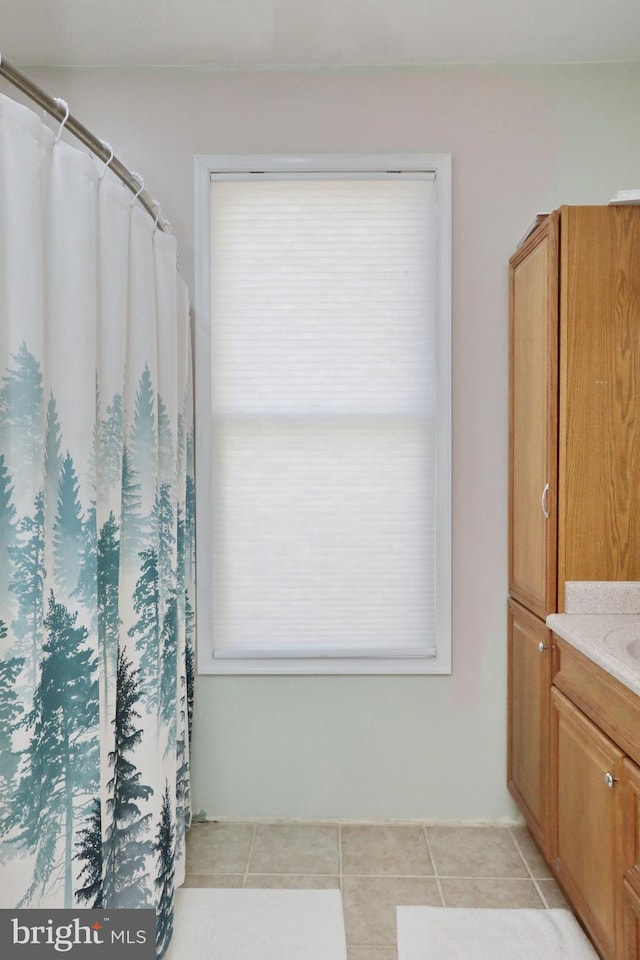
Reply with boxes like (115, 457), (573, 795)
(197, 653), (452, 676)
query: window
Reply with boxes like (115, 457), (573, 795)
(194, 154), (451, 674)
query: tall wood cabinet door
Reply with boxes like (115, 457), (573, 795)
(551, 687), (625, 960)
(509, 215), (559, 619)
(558, 205), (640, 597)
(507, 599), (552, 857)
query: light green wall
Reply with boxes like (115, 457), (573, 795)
(14, 62), (640, 820)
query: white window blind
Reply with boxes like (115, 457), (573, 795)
(199, 157), (451, 674)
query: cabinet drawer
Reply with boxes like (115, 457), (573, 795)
(553, 638), (640, 767)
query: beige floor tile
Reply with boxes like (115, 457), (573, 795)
(342, 876), (441, 947)
(347, 949), (398, 960)
(537, 878), (570, 908)
(181, 874), (244, 888)
(426, 826), (529, 878)
(510, 825), (553, 878)
(245, 874), (340, 889)
(186, 822), (254, 874)
(249, 823), (340, 875)
(341, 825), (434, 877)
(440, 877), (545, 908)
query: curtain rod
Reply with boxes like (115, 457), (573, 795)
(0, 54), (170, 233)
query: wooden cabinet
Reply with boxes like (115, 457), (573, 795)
(549, 637), (640, 960)
(509, 205), (640, 617)
(508, 205), (640, 959)
(507, 599), (553, 857)
(508, 205), (640, 851)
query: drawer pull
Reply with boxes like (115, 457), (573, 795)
(538, 641), (550, 653)
(604, 772), (618, 789)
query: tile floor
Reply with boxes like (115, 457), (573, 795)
(184, 821), (569, 960)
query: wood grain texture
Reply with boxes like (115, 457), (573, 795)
(509, 215), (559, 617)
(507, 599), (552, 858)
(623, 759), (640, 900)
(559, 205), (640, 589)
(551, 686), (624, 960)
(553, 638), (640, 768)
(551, 640), (640, 959)
(508, 205), (640, 960)
(624, 877), (640, 960)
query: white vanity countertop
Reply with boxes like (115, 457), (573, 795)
(547, 612), (640, 698)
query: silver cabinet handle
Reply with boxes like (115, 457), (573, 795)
(541, 482), (550, 519)
(538, 641), (550, 653)
(604, 772), (618, 789)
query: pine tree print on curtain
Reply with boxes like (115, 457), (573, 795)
(155, 784), (176, 958)
(0, 91), (195, 959)
(103, 649), (154, 909)
(9, 592), (100, 907)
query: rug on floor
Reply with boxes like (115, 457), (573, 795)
(397, 907), (599, 960)
(164, 888), (347, 960)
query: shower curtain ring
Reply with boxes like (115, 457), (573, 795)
(99, 140), (114, 180)
(53, 98), (70, 143)
(130, 171), (144, 207)
(152, 199), (162, 231)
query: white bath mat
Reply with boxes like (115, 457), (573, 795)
(397, 907), (598, 960)
(164, 887), (347, 960)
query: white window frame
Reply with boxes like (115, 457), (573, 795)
(194, 153), (452, 675)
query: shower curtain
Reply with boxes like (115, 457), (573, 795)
(0, 93), (195, 957)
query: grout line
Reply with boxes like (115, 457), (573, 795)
(343, 872), (440, 880)
(531, 876), (551, 908)
(338, 824), (344, 894)
(243, 823), (258, 888)
(351, 946), (400, 953)
(422, 825), (446, 906)
(433, 874), (540, 881)
(508, 826), (550, 908)
(239, 872), (341, 878)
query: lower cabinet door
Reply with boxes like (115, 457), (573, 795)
(551, 687), (625, 960)
(624, 879), (640, 960)
(507, 599), (552, 857)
